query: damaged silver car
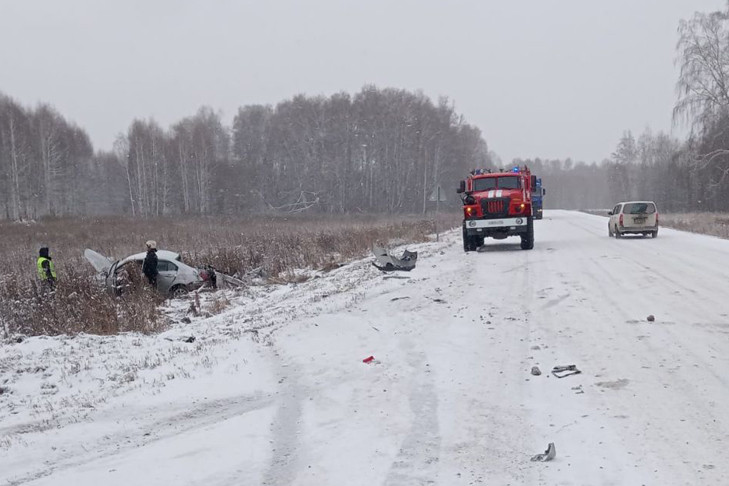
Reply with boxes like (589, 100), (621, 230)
(84, 249), (212, 297)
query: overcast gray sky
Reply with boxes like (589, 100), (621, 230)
(0, 0), (724, 163)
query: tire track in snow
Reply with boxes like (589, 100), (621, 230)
(4, 393), (274, 486)
(443, 243), (536, 484)
(261, 351), (305, 486)
(383, 348), (441, 486)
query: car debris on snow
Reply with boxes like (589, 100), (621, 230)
(531, 442), (556, 462)
(390, 296), (411, 302)
(647, 314), (655, 322)
(531, 366), (542, 376)
(372, 245), (418, 272)
(164, 335), (196, 343)
(552, 364), (581, 378)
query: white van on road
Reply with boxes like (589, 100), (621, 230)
(608, 201), (659, 238)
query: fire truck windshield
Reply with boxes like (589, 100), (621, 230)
(472, 176), (520, 192)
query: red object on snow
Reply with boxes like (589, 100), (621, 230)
(363, 356), (375, 363)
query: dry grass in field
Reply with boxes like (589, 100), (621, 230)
(0, 213), (458, 338)
(658, 213), (729, 239)
(206, 294), (231, 315)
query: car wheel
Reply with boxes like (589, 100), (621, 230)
(614, 226), (621, 239)
(608, 225), (613, 237)
(170, 285), (189, 298)
(651, 230), (658, 238)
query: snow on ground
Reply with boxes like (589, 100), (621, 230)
(3, 210), (729, 485)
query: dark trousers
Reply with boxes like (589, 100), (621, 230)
(41, 278), (56, 292)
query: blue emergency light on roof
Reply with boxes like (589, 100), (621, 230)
(512, 166), (520, 173)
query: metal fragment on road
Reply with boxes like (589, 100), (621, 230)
(552, 364), (581, 378)
(530, 442), (556, 462)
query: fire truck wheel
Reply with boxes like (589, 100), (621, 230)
(520, 217), (534, 250)
(462, 225), (477, 252)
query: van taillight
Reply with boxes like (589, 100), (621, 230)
(619, 214), (624, 226)
(656, 212), (659, 224)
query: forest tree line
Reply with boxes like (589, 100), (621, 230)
(3, 2), (729, 220)
(0, 87), (491, 220)
(516, 129), (685, 212)
(0, 96), (95, 220)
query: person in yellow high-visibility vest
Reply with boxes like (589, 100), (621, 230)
(37, 247), (57, 290)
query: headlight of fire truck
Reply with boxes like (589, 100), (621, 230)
(509, 202), (527, 215)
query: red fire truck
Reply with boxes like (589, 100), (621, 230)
(457, 166), (535, 252)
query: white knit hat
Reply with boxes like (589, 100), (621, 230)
(145, 240), (157, 249)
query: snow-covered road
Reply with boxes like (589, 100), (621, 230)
(3, 210), (729, 485)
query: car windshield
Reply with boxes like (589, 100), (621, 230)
(623, 202), (656, 214)
(472, 176), (520, 192)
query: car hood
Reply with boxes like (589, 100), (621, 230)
(84, 249), (114, 274)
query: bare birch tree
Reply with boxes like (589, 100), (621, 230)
(675, 5), (729, 132)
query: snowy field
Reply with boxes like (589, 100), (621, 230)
(2, 210), (729, 485)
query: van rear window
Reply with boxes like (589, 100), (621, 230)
(623, 203), (655, 214)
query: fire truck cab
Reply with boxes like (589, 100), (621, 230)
(457, 166), (535, 252)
